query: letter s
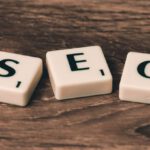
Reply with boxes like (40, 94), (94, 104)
(0, 59), (19, 77)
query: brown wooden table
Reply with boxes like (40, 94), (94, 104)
(0, 0), (150, 149)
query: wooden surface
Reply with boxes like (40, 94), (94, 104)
(0, 0), (150, 149)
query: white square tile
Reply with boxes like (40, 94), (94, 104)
(46, 46), (112, 100)
(119, 52), (150, 104)
(0, 51), (43, 106)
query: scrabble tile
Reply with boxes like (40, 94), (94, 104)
(119, 52), (150, 104)
(0, 51), (43, 106)
(46, 46), (112, 100)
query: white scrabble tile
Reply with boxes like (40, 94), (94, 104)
(0, 51), (43, 106)
(46, 46), (112, 100)
(119, 52), (150, 104)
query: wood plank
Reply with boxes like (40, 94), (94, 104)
(0, 0), (150, 149)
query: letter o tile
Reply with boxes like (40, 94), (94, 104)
(119, 52), (150, 104)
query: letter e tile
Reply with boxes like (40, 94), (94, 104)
(46, 46), (112, 100)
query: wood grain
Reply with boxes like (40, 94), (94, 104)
(0, 0), (150, 149)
